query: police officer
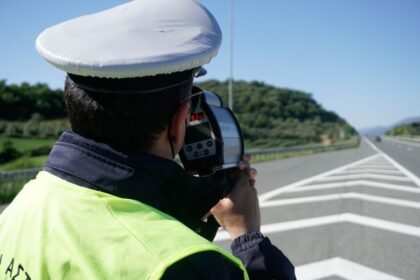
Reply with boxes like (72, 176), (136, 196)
(0, 0), (295, 279)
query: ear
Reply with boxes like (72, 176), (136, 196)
(169, 101), (190, 149)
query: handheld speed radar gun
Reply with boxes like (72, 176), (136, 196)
(179, 87), (244, 176)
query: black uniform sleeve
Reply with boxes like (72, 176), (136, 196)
(161, 251), (243, 279)
(231, 232), (296, 280)
(162, 232), (296, 280)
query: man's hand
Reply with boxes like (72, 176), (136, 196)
(210, 154), (260, 240)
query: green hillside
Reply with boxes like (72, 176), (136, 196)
(196, 80), (356, 148)
(0, 79), (357, 150)
(386, 122), (420, 137)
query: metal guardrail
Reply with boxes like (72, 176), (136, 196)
(0, 141), (359, 186)
(247, 141), (358, 157)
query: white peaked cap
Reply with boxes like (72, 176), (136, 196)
(36, 0), (222, 79)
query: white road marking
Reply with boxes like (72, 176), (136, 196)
(249, 138), (416, 279)
(314, 174), (411, 183)
(214, 213), (420, 241)
(258, 154), (381, 202)
(365, 138), (420, 187)
(347, 167), (398, 172)
(296, 257), (402, 280)
(365, 160), (390, 163)
(282, 180), (420, 194)
(348, 164), (397, 170)
(260, 192), (420, 210)
(338, 169), (402, 175)
(259, 140), (420, 202)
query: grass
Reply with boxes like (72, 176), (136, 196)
(0, 155), (48, 171)
(0, 136), (54, 171)
(0, 137), (56, 153)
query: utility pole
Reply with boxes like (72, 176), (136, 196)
(228, 0), (234, 111)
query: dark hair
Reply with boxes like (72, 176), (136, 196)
(64, 70), (194, 151)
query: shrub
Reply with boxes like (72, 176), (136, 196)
(0, 140), (22, 164)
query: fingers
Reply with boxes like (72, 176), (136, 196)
(249, 179), (256, 188)
(238, 160), (248, 171)
(237, 154), (257, 188)
(238, 154), (251, 167)
(250, 168), (257, 180)
(238, 161), (251, 179)
(238, 154), (251, 171)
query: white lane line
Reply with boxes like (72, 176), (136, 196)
(214, 213), (420, 241)
(215, 215), (341, 241)
(351, 163), (395, 167)
(282, 180), (420, 194)
(258, 154), (381, 202)
(260, 192), (420, 210)
(364, 160), (390, 164)
(365, 138), (420, 187)
(296, 257), (402, 280)
(337, 169), (403, 175)
(346, 167), (399, 172)
(314, 174), (411, 183)
(347, 165), (397, 170)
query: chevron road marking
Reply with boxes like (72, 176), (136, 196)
(338, 169), (403, 175)
(365, 138), (420, 187)
(258, 154), (381, 202)
(295, 257), (402, 280)
(366, 159), (392, 163)
(260, 192), (420, 210)
(259, 144), (420, 202)
(214, 213), (420, 241)
(313, 174), (411, 183)
(347, 165), (398, 170)
(281, 180), (420, 194)
(250, 140), (420, 279)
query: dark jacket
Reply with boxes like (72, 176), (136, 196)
(44, 131), (296, 279)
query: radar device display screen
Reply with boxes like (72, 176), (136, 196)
(184, 122), (212, 144)
(182, 109), (217, 162)
(179, 87), (244, 176)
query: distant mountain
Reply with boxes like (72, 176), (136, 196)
(358, 126), (389, 136)
(358, 116), (420, 136)
(393, 116), (420, 128)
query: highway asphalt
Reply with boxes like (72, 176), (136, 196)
(376, 137), (420, 177)
(253, 139), (376, 195)
(216, 137), (420, 280)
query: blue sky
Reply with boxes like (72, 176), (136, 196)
(0, 0), (419, 129)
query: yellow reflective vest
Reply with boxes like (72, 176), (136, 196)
(0, 172), (248, 279)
